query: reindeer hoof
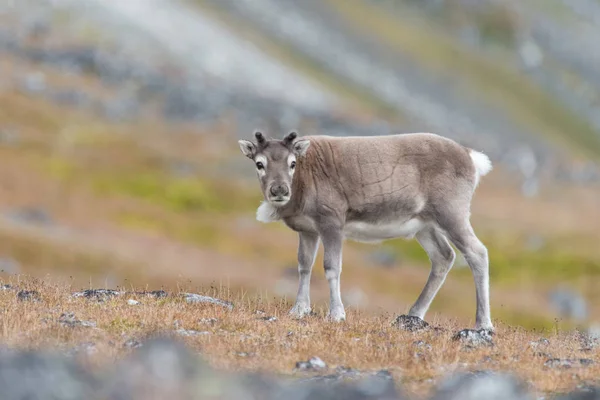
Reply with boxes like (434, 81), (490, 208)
(326, 308), (346, 322)
(289, 304), (311, 318)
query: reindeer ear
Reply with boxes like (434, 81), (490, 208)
(238, 140), (256, 159)
(292, 139), (310, 157)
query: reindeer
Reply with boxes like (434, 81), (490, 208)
(238, 130), (494, 331)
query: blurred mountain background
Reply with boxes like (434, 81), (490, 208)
(0, 0), (599, 331)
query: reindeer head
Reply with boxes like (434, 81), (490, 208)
(238, 130), (310, 207)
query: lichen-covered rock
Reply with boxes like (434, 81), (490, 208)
(452, 329), (494, 348)
(58, 313), (96, 328)
(392, 315), (430, 332)
(182, 293), (233, 310)
(72, 289), (122, 301)
(544, 358), (594, 369)
(295, 356), (327, 371)
(17, 290), (41, 302)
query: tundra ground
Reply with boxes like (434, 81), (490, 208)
(0, 276), (598, 399)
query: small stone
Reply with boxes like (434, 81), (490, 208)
(17, 290), (41, 302)
(544, 358), (594, 369)
(127, 299), (140, 306)
(123, 338), (142, 349)
(260, 316), (277, 322)
(58, 312), (96, 328)
(236, 352), (255, 358)
(452, 329), (494, 348)
(182, 293), (233, 310)
(529, 338), (550, 349)
(413, 340), (432, 351)
(72, 289), (122, 302)
(295, 356), (327, 371)
(533, 352), (552, 358)
(175, 329), (210, 337)
(1, 284), (13, 291)
(392, 315), (430, 332)
(199, 318), (218, 325)
(132, 290), (168, 298)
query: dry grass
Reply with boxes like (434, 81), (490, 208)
(0, 275), (598, 398)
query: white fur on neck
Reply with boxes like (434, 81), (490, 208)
(256, 201), (281, 223)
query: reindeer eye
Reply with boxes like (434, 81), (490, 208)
(290, 161), (296, 169)
(256, 162), (264, 170)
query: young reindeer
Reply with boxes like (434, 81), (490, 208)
(238, 130), (494, 331)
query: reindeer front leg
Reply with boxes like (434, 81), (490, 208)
(321, 228), (346, 322)
(289, 231), (319, 318)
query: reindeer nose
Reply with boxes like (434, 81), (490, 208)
(270, 184), (289, 197)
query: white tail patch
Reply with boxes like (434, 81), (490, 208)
(256, 201), (280, 223)
(469, 150), (492, 186)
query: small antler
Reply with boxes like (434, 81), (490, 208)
(254, 130), (266, 145)
(283, 131), (297, 145)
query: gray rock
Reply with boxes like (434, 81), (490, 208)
(174, 329), (210, 337)
(285, 372), (402, 400)
(72, 289), (122, 302)
(413, 340), (432, 351)
(103, 337), (211, 400)
(199, 318), (219, 325)
(182, 293), (233, 310)
(452, 329), (494, 348)
(392, 315), (430, 332)
(295, 356), (327, 371)
(556, 387), (600, 400)
(529, 338), (550, 349)
(260, 316), (278, 322)
(235, 352), (255, 358)
(0, 349), (97, 400)
(17, 290), (41, 302)
(131, 290), (169, 298)
(123, 338), (143, 349)
(58, 312), (96, 328)
(544, 358), (594, 369)
(430, 370), (533, 400)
